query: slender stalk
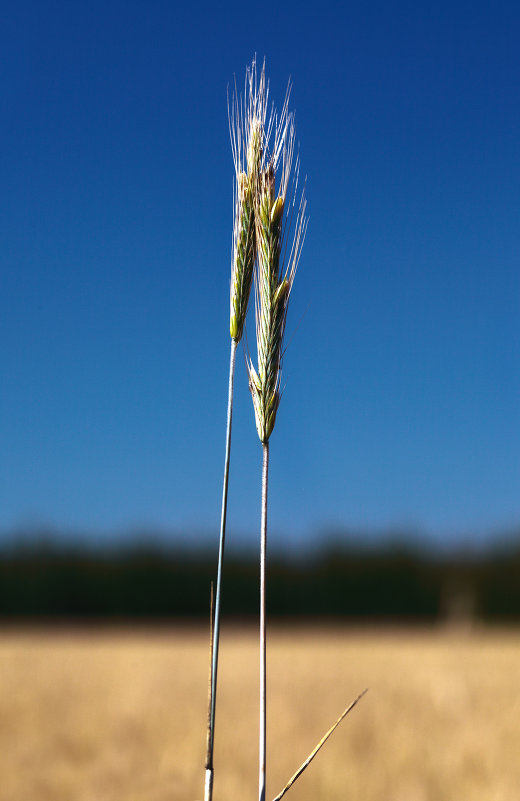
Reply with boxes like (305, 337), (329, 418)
(205, 337), (238, 801)
(259, 440), (269, 801)
(204, 584), (215, 801)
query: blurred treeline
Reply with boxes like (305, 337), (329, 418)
(1, 533), (520, 622)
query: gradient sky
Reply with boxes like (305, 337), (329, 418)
(1, 0), (519, 549)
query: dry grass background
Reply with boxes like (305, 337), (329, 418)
(1, 625), (519, 801)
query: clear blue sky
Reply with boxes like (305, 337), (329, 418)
(1, 0), (519, 549)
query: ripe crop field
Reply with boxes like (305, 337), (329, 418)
(1, 625), (519, 801)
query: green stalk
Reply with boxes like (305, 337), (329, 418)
(205, 337), (237, 801)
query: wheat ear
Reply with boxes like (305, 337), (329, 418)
(248, 83), (307, 801)
(229, 59), (267, 341)
(205, 58), (266, 801)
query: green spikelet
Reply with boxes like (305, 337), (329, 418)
(249, 165), (290, 443)
(230, 171), (256, 341)
(248, 86), (307, 444)
(229, 104), (263, 342)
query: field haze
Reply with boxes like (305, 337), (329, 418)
(1, 626), (519, 801)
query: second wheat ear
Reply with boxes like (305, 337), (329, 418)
(247, 80), (307, 801)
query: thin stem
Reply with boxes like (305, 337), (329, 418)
(204, 584), (215, 801)
(259, 439), (269, 801)
(205, 337), (238, 801)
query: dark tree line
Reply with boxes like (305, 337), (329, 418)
(1, 538), (519, 622)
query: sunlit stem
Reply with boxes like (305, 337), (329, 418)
(205, 337), (238, 801)
(259, 439), (269, 801)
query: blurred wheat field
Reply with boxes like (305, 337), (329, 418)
(1, 626), (519, 801)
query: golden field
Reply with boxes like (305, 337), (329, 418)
(1, 625), (519, 801)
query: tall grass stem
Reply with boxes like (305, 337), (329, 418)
(259, 440), (269, 801)
(206, 337), (238, 801)
(204, 584), (215, 801)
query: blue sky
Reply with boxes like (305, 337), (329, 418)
(1, 0), (519, 549)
